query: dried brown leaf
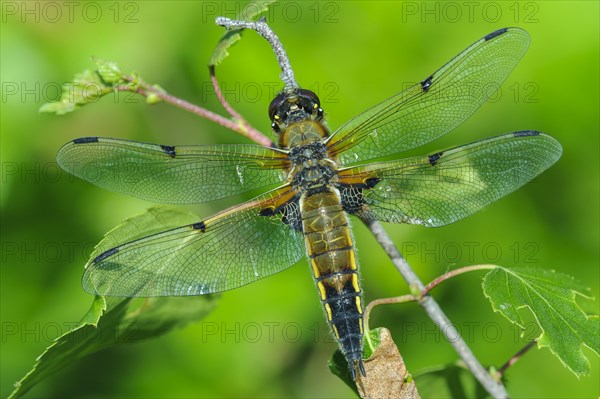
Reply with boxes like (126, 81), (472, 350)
(356, 328), (420, 399)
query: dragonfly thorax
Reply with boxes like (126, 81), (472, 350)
(290, 161), (337, 193)
(287, 141), (338, 192)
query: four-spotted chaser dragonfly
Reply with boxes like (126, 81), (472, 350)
(57, 27), (561, 379)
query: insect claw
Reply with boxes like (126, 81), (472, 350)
(358, 359), (366, 377)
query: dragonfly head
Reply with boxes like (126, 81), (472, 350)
(269, 89), (323, 134)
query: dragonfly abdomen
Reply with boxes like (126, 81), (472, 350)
(300, 188), (365, 379)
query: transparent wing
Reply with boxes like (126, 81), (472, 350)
(82, 186), (305, 297)
(326, 28), (531, 165)
(57, 137), (289, 204)
(339, 131), (562, 227)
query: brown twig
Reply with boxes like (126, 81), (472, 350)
(116, 75), (272, 146)
(208, 66), (272, 146)
(496, 340), (537, 378)
(421, 264), (497, 297)
(363, 295), (418, 352)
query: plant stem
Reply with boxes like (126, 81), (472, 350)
(496, 340), (537, 378)
(216, 16), (298, 93)
(362, 219), (508, 399)
(421, 264), (497, 297)
(363, 295), (417, 353)
(208, 66), (273, 146)
(116, 76), (272, 147)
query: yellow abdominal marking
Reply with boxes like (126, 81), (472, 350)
(358, 318), (364, 334)
(349, 249), (357, 270)
(324, 303), (333, 321)
(355, 296), (363, 315)
(331, 324), (340, 339)
(351, 273), (360, 293)
(317, 280), (326, 300)
(311, 258), (321, 278)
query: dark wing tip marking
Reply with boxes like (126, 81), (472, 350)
(191, 221), (206, 232)
(73, 137), (99, 144)
(160, 145), (176, 157)
(365, 177), (381, 188)
(514, 130), (540, 137)
(428, 151), (444, 166)
(421, 75), (433, 92)
(484, 28), (509, 41)
(93, 247), (119, 263)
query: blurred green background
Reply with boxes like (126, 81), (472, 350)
(1, 1), (598, 398)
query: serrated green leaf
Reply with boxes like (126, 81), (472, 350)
(209, 0), (277, 67)
(10, 207), (220, 399)
(94, 58), (124, 84)
(482, 266), (600, 376)
(39, 69), (113, 115)
(414, 362), (489, 399)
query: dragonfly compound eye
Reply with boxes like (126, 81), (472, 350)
(268, 92), (288, 121)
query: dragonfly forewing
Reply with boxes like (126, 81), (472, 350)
(57, 137), (289, 204)
(326, 27), (531, 165)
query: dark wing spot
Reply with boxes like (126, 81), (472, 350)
(421, 75), (433, 92)
(259, 207), (276, 217)
(73, 137), (99, 144)
(160, 145), (176, 158)
(514, 130), (540, 137)
(484, 28), (508, 41)
(93, 247), (119, 263)
(191, 221), (206, 232)
(365, 177), (381, 188)
(428, 151), (444, 166)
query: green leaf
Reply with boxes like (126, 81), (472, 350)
(363, 327), (382, 359)
(38, 59), (143, 115)
(209, 0), (277, 67)
(94, 58), (124, 84)
(482, 266), (600, 376)
(39, 69), (113, 115)
(9, 207), (220, 399)
(329, 349), (360, 396)
(414, 362), (489, 399)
